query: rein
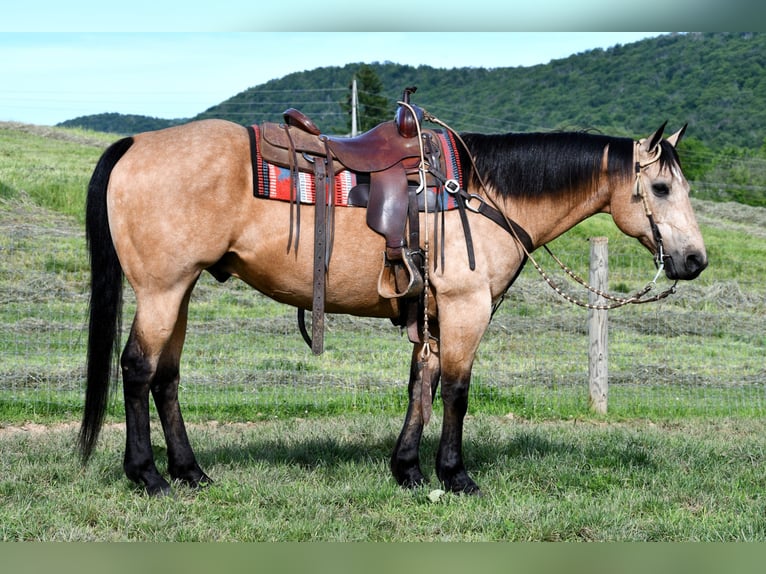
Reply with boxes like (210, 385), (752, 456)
(425, 112), (678, 311)
(398, 100), (435, 424)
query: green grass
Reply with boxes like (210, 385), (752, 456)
(0, 124), (109, 221)
(1, 137), (764, 423)
(1, 122), (766, 541)
(2, 414), (765, 541)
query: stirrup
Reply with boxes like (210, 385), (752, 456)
(377, 249), (424, 299)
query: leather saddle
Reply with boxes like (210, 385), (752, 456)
(257, 87), (441, 353)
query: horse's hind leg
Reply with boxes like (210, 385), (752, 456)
(121, 283), (206, 495)
(121, 324), (170, 495)
(150, 288), (211, 489)
(391, 339), (440, 488)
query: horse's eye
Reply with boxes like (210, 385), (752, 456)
(652, 182), (670, 197)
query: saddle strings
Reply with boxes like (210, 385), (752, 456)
(422, 110), (678, 311)
(284, 126), (301, 254)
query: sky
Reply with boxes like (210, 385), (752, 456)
(0, 32), (668, 126)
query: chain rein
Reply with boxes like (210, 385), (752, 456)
(424, 111), (678, 311)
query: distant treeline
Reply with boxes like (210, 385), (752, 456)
(58, 113), (188, 135)
(58, 33), (766, 207)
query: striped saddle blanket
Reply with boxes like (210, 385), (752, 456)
(250, 124), (464, 212)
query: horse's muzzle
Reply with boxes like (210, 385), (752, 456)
(666, 251), (708, 280)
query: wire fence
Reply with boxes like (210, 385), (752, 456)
(1, 206), (764, 422)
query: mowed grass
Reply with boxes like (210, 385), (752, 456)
(2, 123), (766, 542)
(0, 122), (110, 221)
(1, 415), (765, 541)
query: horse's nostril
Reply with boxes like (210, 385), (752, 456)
(686, 252), (708, 277)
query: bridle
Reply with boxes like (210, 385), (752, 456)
(520, 139), (680, 310)
(425, 112), (679, 311)
(633, 140), (669, 274)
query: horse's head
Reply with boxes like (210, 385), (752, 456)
(610, 123), (708, 280)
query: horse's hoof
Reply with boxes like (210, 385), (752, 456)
(462, 484), (483, 496)
(392, 466), (428, 489)
(401, 476), (429, 490)
(128, 470), (172, 497)
(170, 466), (213, 489)
(441, 472), (481, 495)
(450, 483), (482, 496)
(186, 474), (214, 489)
(144, 480), (173, 497)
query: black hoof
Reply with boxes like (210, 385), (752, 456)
(143, 478), (173, 497)
(400, 475), (429, 490)
(169, 462), (213, 488)
(183, 473), (213, 489)
(441, 472), (481, 495)
(392, 464), (428, 489)
(127, 465), (173, 497)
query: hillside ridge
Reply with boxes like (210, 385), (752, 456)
(58, 33), (765, 152)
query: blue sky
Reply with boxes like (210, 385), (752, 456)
(0, 32), (666, 126)
(2, 0), (734, 32)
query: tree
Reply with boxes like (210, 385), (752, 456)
(341, 64), (392, 134)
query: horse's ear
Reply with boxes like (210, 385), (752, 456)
(666, 124), (688, 148)
(641, 121), (668, 154)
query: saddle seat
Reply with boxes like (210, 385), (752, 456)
(263, 109), (423, 174)
(324, 120), (423, 173)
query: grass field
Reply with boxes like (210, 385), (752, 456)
(2, 415), (766, 541)
(1, 122), (765, 541)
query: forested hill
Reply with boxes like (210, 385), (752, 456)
(60, 33), (764, 151)
(57, 33), (766, 206)
(192, 32), (764, 150)
(57, 112), (187, 135)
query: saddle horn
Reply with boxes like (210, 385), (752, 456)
(283, 108), (321, 136)
(395, 86), (424, 138)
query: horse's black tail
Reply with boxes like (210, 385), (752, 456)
(79, 137), (134, 463)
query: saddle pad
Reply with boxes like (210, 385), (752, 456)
(250, 125), (355, 204)
(251, 125), (463, 210)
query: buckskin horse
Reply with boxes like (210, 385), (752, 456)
(78, 103), (707, 496)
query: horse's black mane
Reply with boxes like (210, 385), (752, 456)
(456, 131), (680, 201)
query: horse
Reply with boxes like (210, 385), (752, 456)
(78, 116), (707, 496)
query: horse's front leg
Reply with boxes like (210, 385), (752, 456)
(436, 368), (480, 494)
(391, 337), (440, 488)
(434, 302), (490, 495)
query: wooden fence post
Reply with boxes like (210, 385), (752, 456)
(588, 237), (609, 414)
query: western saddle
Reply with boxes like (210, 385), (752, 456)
(258, 87), (449, 354)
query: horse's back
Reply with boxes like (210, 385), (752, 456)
(112, 118), (251, 199)
(103, 119), (398, 317)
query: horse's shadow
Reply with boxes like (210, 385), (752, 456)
(93, 422), (656, 493)
(193, 425), (656, 481)
(199, 435), (397, 471)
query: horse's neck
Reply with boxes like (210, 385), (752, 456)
(511, 183), (612, 247)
